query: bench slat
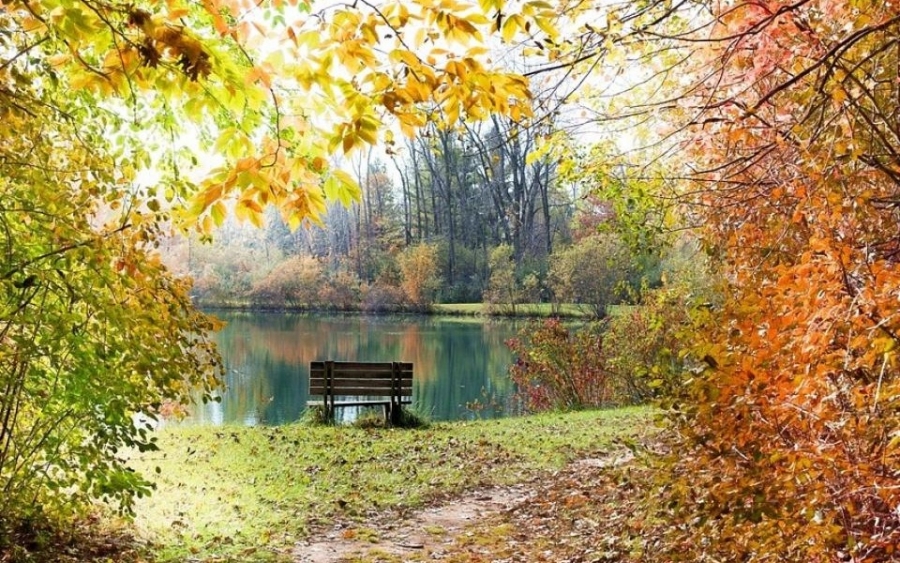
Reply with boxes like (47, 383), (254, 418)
(310, 386), (412, 396)
(310, 368), (412, 379)
(309, 372), (413, 380)
(310, 377), (411, 386)
(310, 380), (412, 388)
(310, 361), (412, 371)
(305, 399), (412, 407)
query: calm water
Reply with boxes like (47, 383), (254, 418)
(188, 312), (523, 425)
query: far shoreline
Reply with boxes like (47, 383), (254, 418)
(192, 300), (603, 319)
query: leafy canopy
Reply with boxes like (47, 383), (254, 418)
(0, 0), (559, 529)
(552, 0), (900, 558)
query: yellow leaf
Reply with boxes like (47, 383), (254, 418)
(446, 60), (467, 82)
(287, 212), (302, 231)
(342, 133), (356, 153)
(534, 15), (557, 37)
(501, 14), (522, 43)
(832, 87), (847, 105)
(210, 201), (227, 226)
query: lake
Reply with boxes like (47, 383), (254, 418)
(187, 311), (524, 425)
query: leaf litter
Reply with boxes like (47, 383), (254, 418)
(293, 449), (645, 563)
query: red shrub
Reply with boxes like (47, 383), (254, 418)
(507, 319), (614, 412)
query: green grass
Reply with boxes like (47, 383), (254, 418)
(130, 407), (653, 562)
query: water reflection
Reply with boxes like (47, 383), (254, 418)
(188, 312), (521, 425)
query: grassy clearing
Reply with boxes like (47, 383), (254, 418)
(130, 407), (653, 562)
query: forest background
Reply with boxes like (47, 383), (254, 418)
(171, 133), (678, 316)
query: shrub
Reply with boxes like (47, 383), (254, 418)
(507, 319), (614, 411)
(507, 283), (696, 412)
(548, 235), (634, 318)
(317, 269), (361, 310)
(603, 285), (693, 403)
(248, 255), (324, 308)
(361, 282), (406, 312)
(300, 405), (332, 426)
(0, 224), (221, 530)
(352, 407), (430, 429)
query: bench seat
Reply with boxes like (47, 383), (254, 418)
(308, 360), (413, 425)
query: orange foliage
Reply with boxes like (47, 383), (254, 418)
(398, 243), (439, 307)
(664, 1), (900, 559)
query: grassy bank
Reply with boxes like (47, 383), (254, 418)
(195, 300), (607, 319)
(431, 303), (595, 317)
(130, 408), (654, 562)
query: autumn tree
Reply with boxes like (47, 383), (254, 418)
(0, 0), (230, 529)
(548, 235), (634, 318)
(664, 1), (900, 557)
(550, 0), (900, 558)
(484, 244), (521, 314)
(0, 0), (561, 542)
(398, 243), (440, 308)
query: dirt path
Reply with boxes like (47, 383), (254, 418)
(293, 452), (634, 563)
(293, 483), (533, 562)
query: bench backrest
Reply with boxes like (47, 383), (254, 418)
(309, 361), (413, 397)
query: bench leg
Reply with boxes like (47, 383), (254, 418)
(390, 400), (401, 426)
(324, 395), (334, 424)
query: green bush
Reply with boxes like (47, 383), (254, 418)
(603, 285), (693, 403)
(0, 194), (222, 533)
(548, 235), (635, 318)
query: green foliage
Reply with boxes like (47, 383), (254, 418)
(0, 155), (221, 525)
(507, 278), (698, 413)
(520, 273), (543, 304)
(300, 405), (333, 427)
(603, 284), (695, 403)
(548, 235), (635, 318)
(484, 245), (520, 314)
(351, 407), (431, 429)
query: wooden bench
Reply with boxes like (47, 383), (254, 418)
(308, 361), (413, 425)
